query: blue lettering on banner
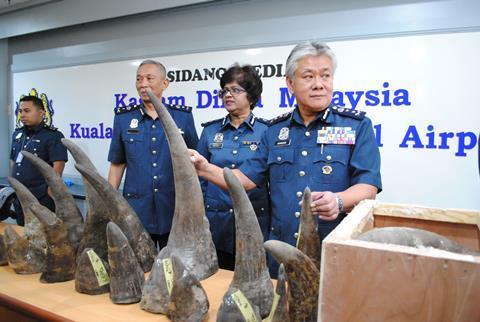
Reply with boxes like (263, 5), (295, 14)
(114, 94), (186, 108)
(70, 123), (113, 139)
(279, 87), (297, 108)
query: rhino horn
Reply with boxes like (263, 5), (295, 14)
(266, 263), (290, 322)
(75, 247), (110, 295)
(74, 163), (156, 272)
(297, 187), (321, 269)
(223, 167), (273, 318)
(264, 240), (319, 322)
(20, 151), (84, 250)
(0, 234), (8, 266)
(107, 221), (144, 304)
(7, 177), (47, 250)
(166, 254), (209, 322)
(61, 138), (110, 263)
(217, 287), (262, 322)
(146, 89), (218, 280)
(3, 225), (45, 274)
(140, 256), (171, 314)
(29, 205), (76, 283)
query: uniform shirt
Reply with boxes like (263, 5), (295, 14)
(197, 113), (270, 253)
(240, 105), (382, 247)
(10, 123), (68, 199)
(108, 103), (199, 235)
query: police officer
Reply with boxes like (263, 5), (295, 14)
(190, 41), (382, 275)
(108, 59), (199, 250)
(197, 64), (270, 270)
(10, 95), (68, 226)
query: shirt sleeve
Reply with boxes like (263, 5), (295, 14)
(184, 112), (199, 149)
(108, 115), (126, 164)
(349, 117), (382, 192)
(196, 128), (210, 195)
(48, 131), (68, 162)
(239, 129), (270, 188)
(10, 132), (17, 161)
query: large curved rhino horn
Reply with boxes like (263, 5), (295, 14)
(74, 163), (156, 272)
(20, 151), (84, 250)
(3, 225), (45, 274)
(297, 187), (321, 269)
(29, 205), (76, 283)
(61, 138), (110, 262)
(7, 177), (47, 250)
(356, 227), (480, 256)
(224, 167), (273, 318)
(264, 240), (319, 322)
(146, 89), (218, 280)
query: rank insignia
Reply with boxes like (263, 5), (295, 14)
(250, 144), (258, 151)
(317, 127), (356, 145)
(15, 132), (23, 139)
(214, 132), (224, 143)
(278, 127), (289, 140)
(322, 165), (333, 175)
(129, 118), (138, 129)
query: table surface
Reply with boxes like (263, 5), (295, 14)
(0, 223), (240, 322)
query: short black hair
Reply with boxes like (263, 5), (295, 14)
(19, 96), (44, 110)
(220, 64), (263, 109)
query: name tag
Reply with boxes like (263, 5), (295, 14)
(317, 127), (356, 145)
(209, 143), (223, 149)
(127, 128), (140, 134)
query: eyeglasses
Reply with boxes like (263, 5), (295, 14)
(218, 87), (246, 98)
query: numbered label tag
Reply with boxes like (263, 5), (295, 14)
(162, 258), (174, 295)
(265, 292), (281, 322)
(86, 249), (109, 286)
(231, 289), (257, 322)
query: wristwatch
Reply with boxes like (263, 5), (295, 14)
(335, 195), (344, 213)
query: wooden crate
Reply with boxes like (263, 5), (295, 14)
(318, 200), (480, 322)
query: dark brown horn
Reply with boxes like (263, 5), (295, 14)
(166, 254), (209, 322)
(21, 151), (84, 250)
(61, 138), (110, 263)
(75, 247), (110, 295)
(224, 167), (273, 318)
(264, 240), (319, 322)
(106, 221), (144, 304)
(297, 187), (321, 269)
(0, 234), (8, 266)
(3, 225), (45, 274)
(217, 287), (262, 322)
(146, 89), (218, 280)
(266, 263), (290, 322)
(74, 164), (156, 272)
(29, 205), (76, 283)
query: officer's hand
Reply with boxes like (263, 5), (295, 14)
(310, 191), (339, 221)
(188, 149), (209, 173)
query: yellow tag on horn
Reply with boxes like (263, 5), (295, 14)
(231, 289), (257, 322)
(264, 292), (281, 322)
(86, 249), (110, 286)
(163, 258), (174, 295)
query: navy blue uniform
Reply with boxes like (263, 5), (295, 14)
(108, 103), (199, 236)
(10, 123), (68, 225)
(240, 106), (382, 272)
(197, 113), (270, 259)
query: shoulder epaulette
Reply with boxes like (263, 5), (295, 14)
(255, 117), (270, 125)
(201, 117), (223, 127)
(14, 126), (24, 131)
(167, 104), (192, 113)
(115, 104), (140, 115)
(331, 106), (366, 120)
(45, 124), (58, 131)
(269, 111), (293, 126)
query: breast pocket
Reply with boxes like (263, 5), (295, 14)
(313, 145), (350, 184)
(267, 148), (294, 183)
(122, 133), (144, 160)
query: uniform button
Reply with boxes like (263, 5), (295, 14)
(26, 137), (30, 139)
(33, 148), (37, 151)
(301, 150), (308, 156)
(229, 209), (233, 213)
(305, 131), (311, 137)
(326, 155), (332, 161)
(234, 136), (239, 141)
(129, 138), (133, 142)
(152, 150), (157, 154)
(296, 191), (303, 198)
(232, 150), (238, 155)
(16, 172), (20, 176)
(152, 137), (156, 142)
(271, 227), (275, 231)
(154, 188), (158, 192)
(276, 156), (282, 162)
(261, 207), (265, 211)
(294, 232), (299, 239)
(231, 164), (236, 168)
(299, 170), (306, 177)
(295, 211), (300, 218)
(127, 193), (131, 197)
(153, 163), (157, 167)
(153, 175), (158, 180)
(152, 124), (156, 129)
(23, 145), (27, 148)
